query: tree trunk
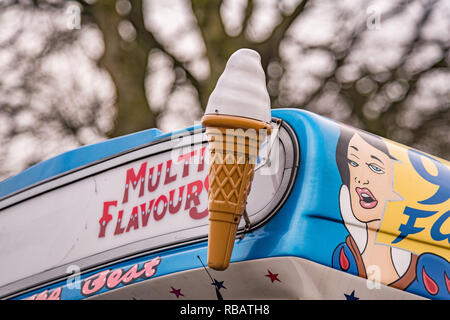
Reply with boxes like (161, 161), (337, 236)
(85, 0), (156, 137)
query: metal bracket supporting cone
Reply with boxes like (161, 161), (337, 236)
(237, 119), (282, 241)
(254, 119), (282, 172)
(238, 208), (251, 240)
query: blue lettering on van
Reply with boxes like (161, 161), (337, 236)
(392, 150), (449, 245)
(408, 149), (450, 205)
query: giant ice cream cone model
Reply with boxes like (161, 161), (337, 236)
(202, 49), (272, 270)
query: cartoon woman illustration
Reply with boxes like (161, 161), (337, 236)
(332, 125), (450, 299)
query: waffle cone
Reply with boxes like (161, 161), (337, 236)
(202, 115), (271, 270)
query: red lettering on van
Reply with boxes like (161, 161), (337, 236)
(123, 162), (147, 204)
(81, 257), (161, 297)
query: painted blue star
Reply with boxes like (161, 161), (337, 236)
(211, 279), (226, 290)
(344, 290), (359, 300)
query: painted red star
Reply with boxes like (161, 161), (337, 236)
(169, 286), (184, 298)
(265, 270), (281, 283)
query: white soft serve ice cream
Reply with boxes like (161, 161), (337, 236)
(202, 48), (272, 271)
(204, 48), (271, 124)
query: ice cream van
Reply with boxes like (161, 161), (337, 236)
(0, 50), (448, 301)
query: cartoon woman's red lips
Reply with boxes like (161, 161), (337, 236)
(355, 187), (378, 209)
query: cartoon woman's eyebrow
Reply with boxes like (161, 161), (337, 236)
(350, 145), (359, 151)
(370, 155), (384, 165)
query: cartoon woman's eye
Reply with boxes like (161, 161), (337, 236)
(348, 159), (359, 167)
(368, 163), (384, 174)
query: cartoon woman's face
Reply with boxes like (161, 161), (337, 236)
(347, 134), (395, 223)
